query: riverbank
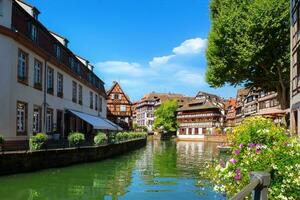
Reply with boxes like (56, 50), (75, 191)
(0, 138), (146, 176)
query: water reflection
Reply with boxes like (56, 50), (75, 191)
(0, 140), (224, 200)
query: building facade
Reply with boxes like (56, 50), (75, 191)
(291, 0), (300, 135)
(106, 82), (132, 130)
(133, 92), (191, 132)
(176, 92), (225, 140)
(0, 0), (115, 144)
(224, 98), (236, 128)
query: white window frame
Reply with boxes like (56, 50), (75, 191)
(95, 94), (98, 110)
(46, 109), (53, 133)
(57, 73), (63, 95)
(33, 106), (41, 133)
(47, 67), (54, 91)
(90, 91), (93, 109)
(34, 59), (42, 85)
(17, 102), (26, 133)
(72, 81), (77, 103)
(120, 105), (126, 112)
(18, 50), (27, 79)
(78, 85), (83, 104)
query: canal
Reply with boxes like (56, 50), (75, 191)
(0, 140), (225, 200)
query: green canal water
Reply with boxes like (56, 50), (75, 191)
(0, 140), (225, 200)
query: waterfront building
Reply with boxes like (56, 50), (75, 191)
(235, 87), (286, 125)
(133, 92), (191, 132)
(106, 82), (132, 130)
(235, 88), (250, 125)
(0, 0), (118, 146)
(291, 0), (300, 135)
(224, 98), (236, 128)
(176, 92), (225, 140)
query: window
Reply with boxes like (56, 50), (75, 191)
(90, 91), (93, 109)
(69, 57), (75, 70)
(72, 81), (77, 103)
(30, 24), (37, 42)
(78, 85), (83, 105)
(111, 94), (115, 99)
(46, 109), (53, 133)
(115, 94), (119, 100)
(95, 94), (98, 110)
(120, 105), (126, 112)
(0, 0), (3, 16)
(76, 62), (81, 75)
(17, 49), (28, 83)
(17, 101), (27, 135)
(47, 67), (54, 94)
(188, 128), (192, 135)
(54, 44), (61, 59)
(57, 73), (63, 97)
(33, 106), (41, 134)
(118, 94), (122, 100)
(194, 128), (199, 135)
(99, 97), (102, 112)
(33, 59), (42, 89)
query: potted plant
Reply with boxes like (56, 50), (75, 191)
(94, 132), (108, 146)
(68, 132), (85, 147)
(29, 133), (48, 151)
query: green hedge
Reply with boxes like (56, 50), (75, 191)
(29, 133), (48, 151)
(116, 132), (147, 142)
(94, 132), (108, 145)
(68, 132), (85, 147)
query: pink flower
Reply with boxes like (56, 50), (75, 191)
(234, 149), (240, 155)
(234, 168), (242, 181)
(239, 144), (244, 148)
(220, 160), (226, 168)
(229, 158), (237, 164)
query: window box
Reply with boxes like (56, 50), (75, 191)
(18, 76), (28, 84)
(57, 92), (63, 98)
(47, 88), (54, 95)
(34, 82), (42, 90)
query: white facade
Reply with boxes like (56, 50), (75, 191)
(0, 0), (107, 141)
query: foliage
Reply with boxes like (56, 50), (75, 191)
(29, 133), (48, 151)
(0, 135), (4, 145)
(116, 132), (147, 142)
(153, 99), (179, 133)
(132, 123), (148, 132)
(228, 117), (289, 147)
(201, 117), (300, 199)
(94, 132), (108, 145)
(68, 132), (85, 147)
(206, 0), (290, 108)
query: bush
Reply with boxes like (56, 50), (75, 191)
(29, 133), (48, 151)
(68, 132), (85, 147)
(94, 132), (107, 145)
(0, 135), (4, 145)
(202, 117), (299, 199)
(116, 132), (147, 142)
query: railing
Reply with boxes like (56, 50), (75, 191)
(231, 172), (271, 200)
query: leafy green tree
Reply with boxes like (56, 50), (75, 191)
(153, 99), (179, 133)
(206, 0), (290, 108)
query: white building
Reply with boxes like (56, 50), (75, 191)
(0, 0), (119, 146)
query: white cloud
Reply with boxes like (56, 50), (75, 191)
(96, 61), (144, 77)
(149, 55), (175, 67)
(173, 38), (207, 55)
(174, 70), (206, 86)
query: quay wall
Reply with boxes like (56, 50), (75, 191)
(0, 139), (147, 176)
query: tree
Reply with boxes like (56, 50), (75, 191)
(206, 0), (290, 109)
(153, 99), (179, 133)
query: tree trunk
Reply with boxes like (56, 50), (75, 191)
(276, 83), (289, 110)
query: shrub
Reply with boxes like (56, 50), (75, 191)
(202, 116), (299, 199)
(116, 132), (147, 142)
(0, 135), (4, 145)
(94, 132), (107, 145)
(68, 132), (85, 147)
(29, 133), (48, 151)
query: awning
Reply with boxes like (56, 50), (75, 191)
(69, 110), (123, 131)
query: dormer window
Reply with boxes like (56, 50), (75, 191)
(33, 11), (38, 20)
(54, 44), (61, 60)
(69, 57), (75, 70)
(30, 23), (37, 42)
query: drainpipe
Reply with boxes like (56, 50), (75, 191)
(43, 60), (48, 134)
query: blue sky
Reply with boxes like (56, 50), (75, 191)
(27, 0), (238, 101)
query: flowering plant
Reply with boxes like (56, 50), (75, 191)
(201, 117), (300, 199)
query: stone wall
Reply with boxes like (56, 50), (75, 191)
(0, 138), (146, 176)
